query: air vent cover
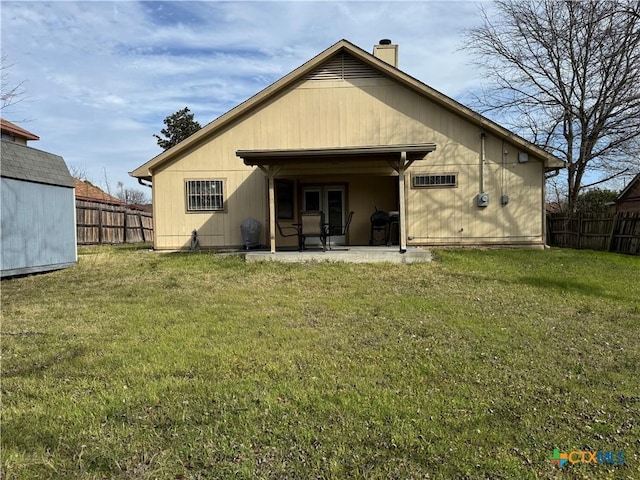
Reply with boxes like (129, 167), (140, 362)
(304, 52), (385, 81)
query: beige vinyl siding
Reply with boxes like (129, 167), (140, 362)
(152, 71), (546, 249)
(406, 154), (543, 245)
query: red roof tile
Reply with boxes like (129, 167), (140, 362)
(0, 118), (40, 141)
(74, 178), (125, 205)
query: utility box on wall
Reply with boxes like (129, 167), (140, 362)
(477, 192), (490, 208)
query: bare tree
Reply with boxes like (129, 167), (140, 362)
(466, 0), (640, 211)
(1, 53), (27, 113)
(117, 181), (149, 205)
(68, 164), (88, 181)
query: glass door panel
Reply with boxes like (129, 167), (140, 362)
(303, 189), (321, 212)
(326, 188), (345, 244)
(302, 185), (346, 246)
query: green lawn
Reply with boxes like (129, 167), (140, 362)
(1, 246), (639, 479)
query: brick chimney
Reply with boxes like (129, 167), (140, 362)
(373, 39), (398, 67)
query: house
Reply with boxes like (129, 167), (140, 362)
(614, 173), (640, 213)
(130, 39), (565, 253)
(1, 121), (77, 277)
(0, 118), (40, 145)
(74, 178), (126, 206)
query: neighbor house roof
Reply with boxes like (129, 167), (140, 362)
(1, 139), (74, 188)
(615, 173), (640, 204)
(74, 178), (125, 205)
(130, 39), (565, 180)
(0, 118), (40, 141)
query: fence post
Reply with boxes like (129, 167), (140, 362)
(137, 212), (144, 242)
(123, 207), (128, 244)
(98, 204), (103, 244)
(607, 212), (618, 252)
(577, 213), (583, 249)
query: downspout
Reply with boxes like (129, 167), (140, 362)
(138, 178), (152, 188)
(545, 168), (561, 180)
(398, 151), (408, 254)
(476, 133), (489, 207)
(544, 168), (561, 247)
(480, 132), (486, 194)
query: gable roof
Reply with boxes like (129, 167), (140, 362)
(130, 39), (565, 180)
(74, 178), (125, 205)
(1, 139), (74, 188)
(615, 172), (640, 203)
(0, 118), (40, 141)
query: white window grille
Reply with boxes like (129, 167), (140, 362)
(186, 180), (224, 211)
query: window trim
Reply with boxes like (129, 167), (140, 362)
(185, 179), (226, 213)
(411, 172), (458, 189)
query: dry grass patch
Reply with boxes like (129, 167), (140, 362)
(1, 246), (639, 479)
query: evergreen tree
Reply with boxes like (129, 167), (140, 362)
(153, 107), (201, 151)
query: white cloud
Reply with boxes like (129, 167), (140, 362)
(1, 1), (487, 192)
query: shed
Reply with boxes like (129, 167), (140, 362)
(1, 139), (77, 277)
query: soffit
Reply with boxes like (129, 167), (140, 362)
(237, 143), (437, 166)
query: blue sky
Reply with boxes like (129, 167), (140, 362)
(2, 1), (488, 195)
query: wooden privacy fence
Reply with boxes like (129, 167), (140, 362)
(76, 200), (153, 245)
(547, 212), (640, 255)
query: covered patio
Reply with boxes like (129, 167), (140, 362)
(237, 143), (436, 254)
(244, 245), (432, 264)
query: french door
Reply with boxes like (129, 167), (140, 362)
(302, 185), (346, 246)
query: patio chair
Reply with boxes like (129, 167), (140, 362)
(276, 221), (302, 250)
(327, 211), (355, 250)
(300, 210), (327, 251)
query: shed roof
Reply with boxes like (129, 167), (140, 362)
(0, 118), (40, 141)
(1, 139), (74, 188)
(130, 39), (565, 180)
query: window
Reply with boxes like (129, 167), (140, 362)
(276, 180), (294, 220)
(412, 173), (458, 188)
(186, 180), (224, 211)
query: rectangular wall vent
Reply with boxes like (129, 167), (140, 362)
(411, 173), (458, 188)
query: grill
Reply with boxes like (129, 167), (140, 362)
(370, 209), (390, 245)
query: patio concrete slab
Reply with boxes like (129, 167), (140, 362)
(244, 246), (431, 264)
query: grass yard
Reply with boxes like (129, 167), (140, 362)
(1, 246), (639, 479)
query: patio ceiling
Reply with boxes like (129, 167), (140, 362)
(237, 143), (437, 166)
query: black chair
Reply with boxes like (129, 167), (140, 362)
(386, 211), (399, 246)
(327, 211), (355, 249)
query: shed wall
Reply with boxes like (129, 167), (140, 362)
(1, 178), (77, 276)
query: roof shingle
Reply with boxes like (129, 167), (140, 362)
(1, 140), (74, 188)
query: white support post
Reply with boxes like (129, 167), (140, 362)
(398, 152), (407, 253)
(268, 167), (276, 253)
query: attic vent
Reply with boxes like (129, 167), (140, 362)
(304, 52), (385, 81)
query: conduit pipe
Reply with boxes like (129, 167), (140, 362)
(480, 132), (486, 194)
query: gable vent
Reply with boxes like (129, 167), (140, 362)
(304, 52), (385, 81)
